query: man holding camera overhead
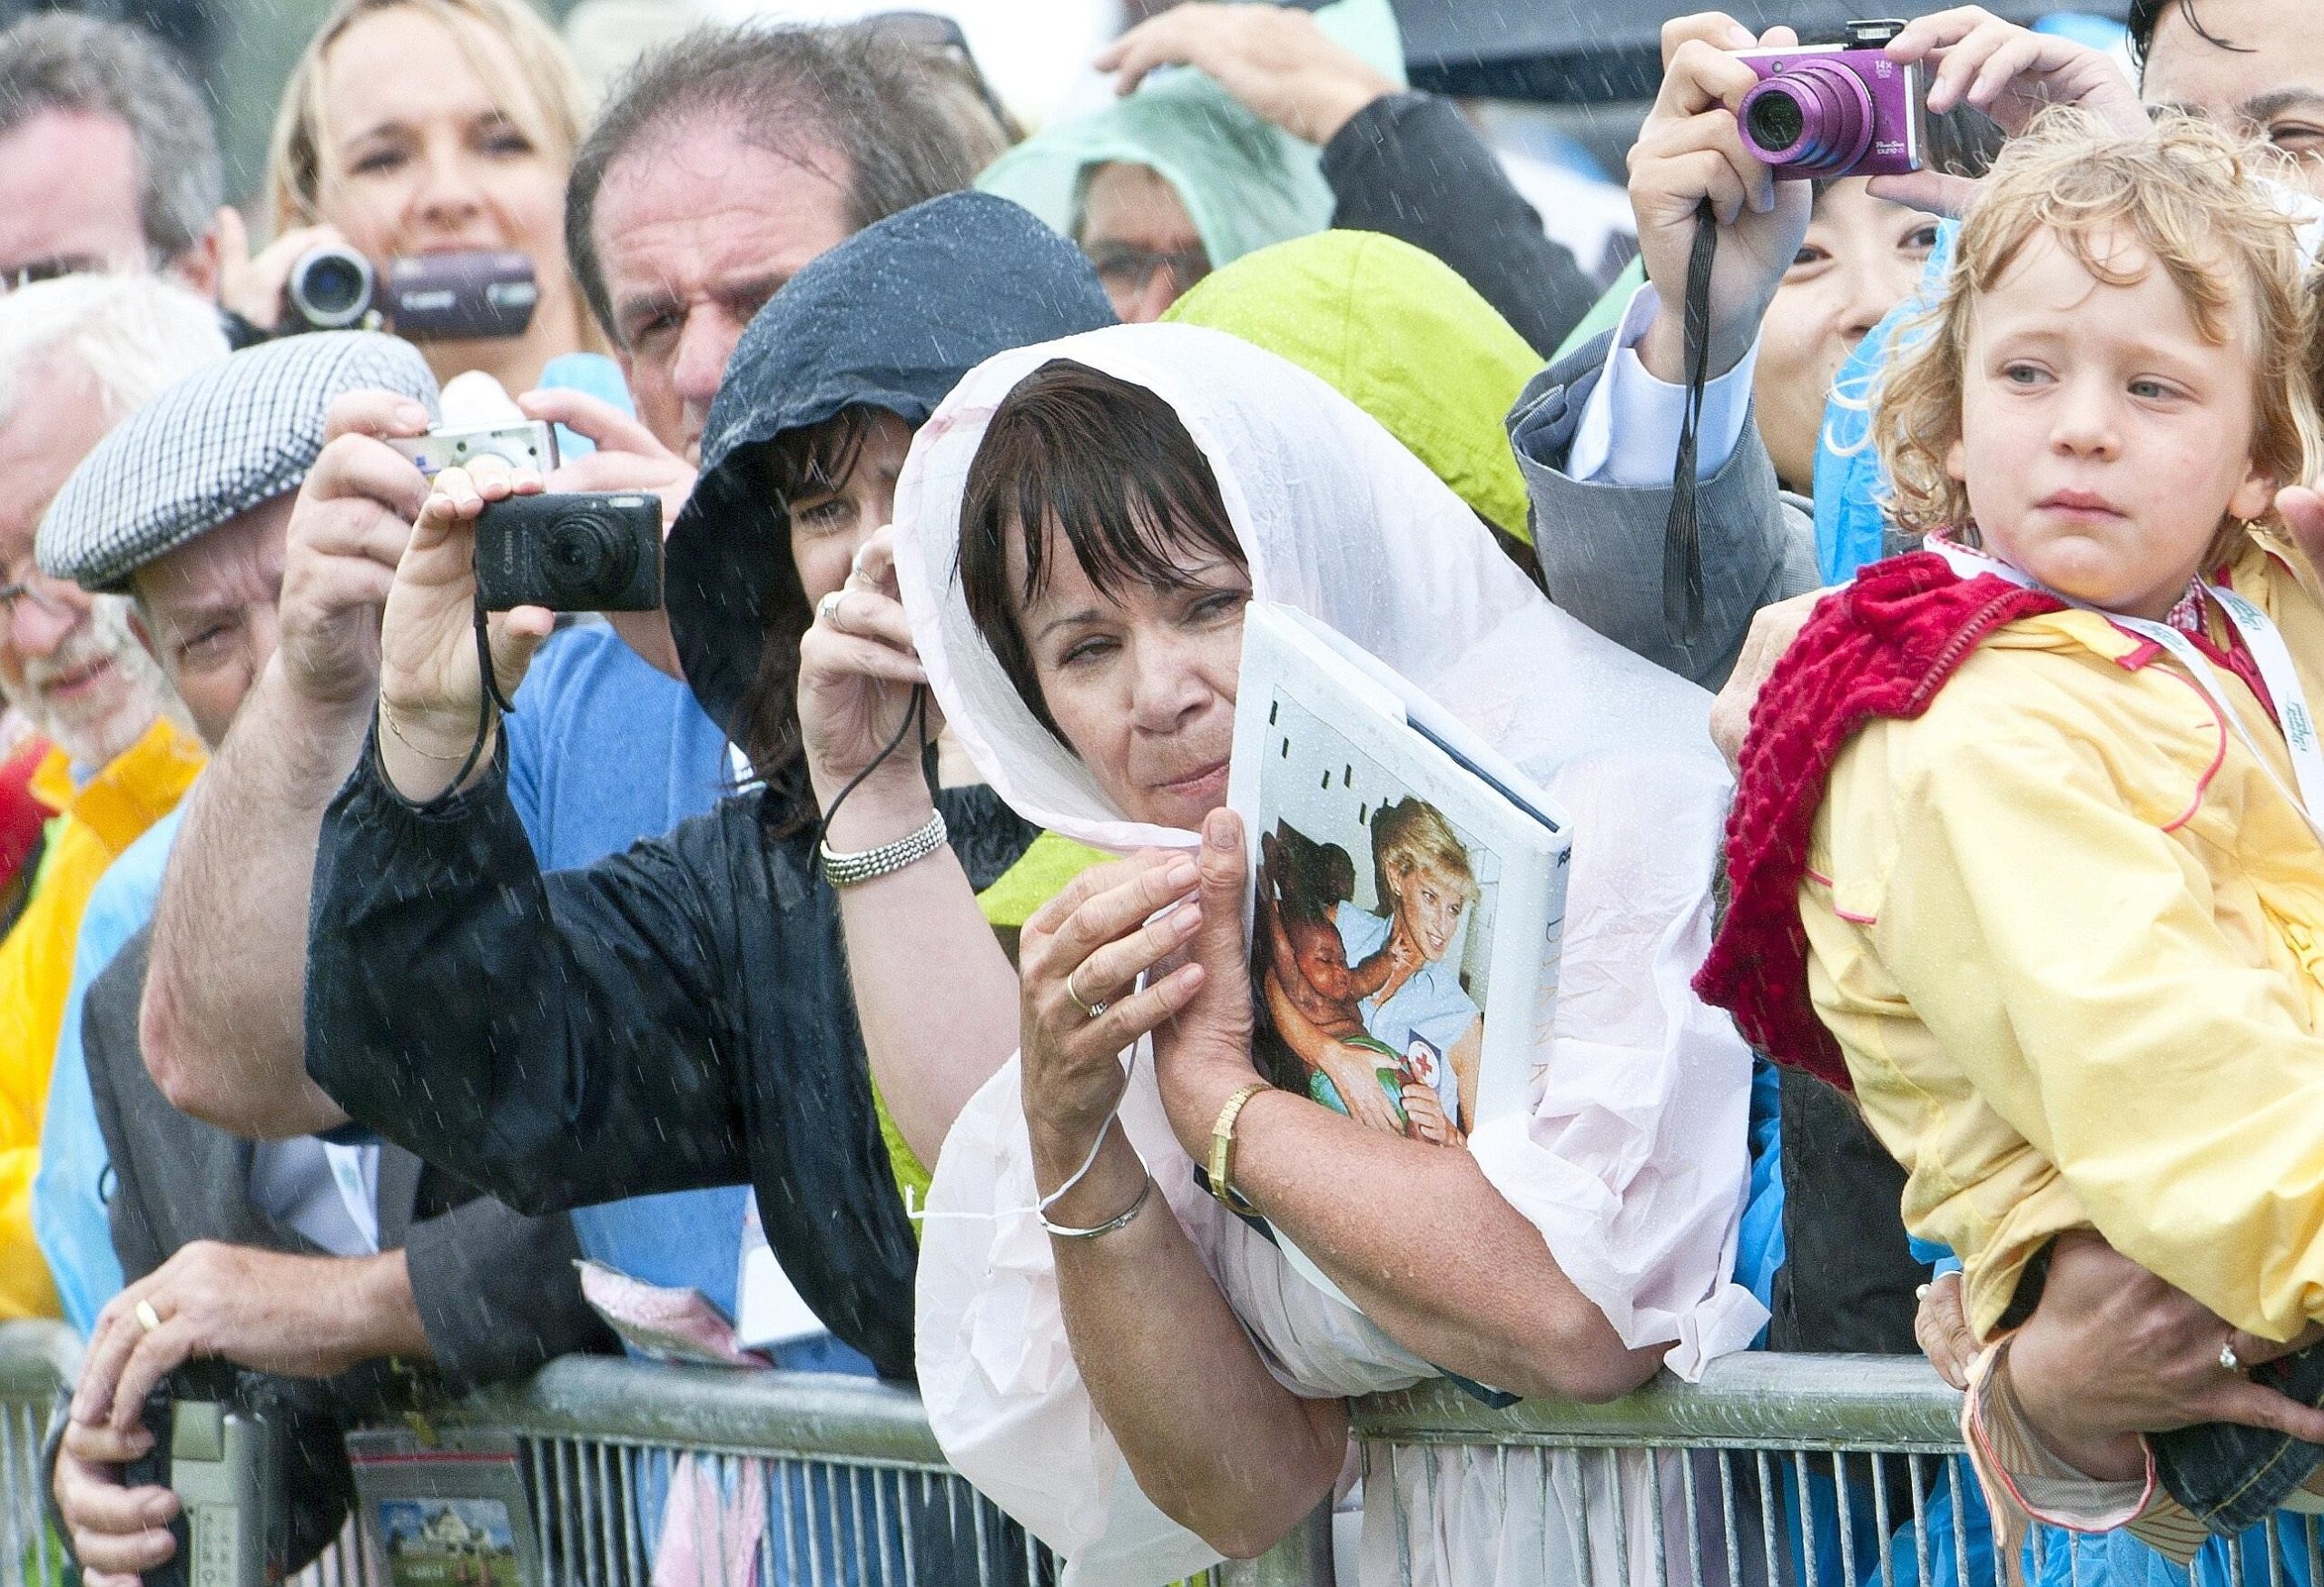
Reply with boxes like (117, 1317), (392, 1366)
(133, 25), (1002, 1353)
(31, 330), (610, 1587)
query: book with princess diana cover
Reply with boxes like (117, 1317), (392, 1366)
(1228, 601), (1571, 1307)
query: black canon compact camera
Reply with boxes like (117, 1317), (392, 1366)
(475, 492), (663, 613)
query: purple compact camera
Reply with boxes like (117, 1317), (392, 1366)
(1736, 18), (1925, 181)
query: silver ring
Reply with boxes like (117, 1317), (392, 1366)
(817, 590), (844, 626)
(2221, 1339), (2244, 1375)
(1064, 965), (1106, 1020)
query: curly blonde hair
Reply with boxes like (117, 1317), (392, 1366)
(1874, 108), (2324, 565)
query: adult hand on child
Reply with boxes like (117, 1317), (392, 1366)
(2006, 1230), (2324, 1482)
(1401, 1084), (1459, 1148)
(1710, 588), (1831, 768)
(1915, 1270), (1975, 1390)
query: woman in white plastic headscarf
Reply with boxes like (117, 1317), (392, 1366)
(891, 322), (1766, 1587)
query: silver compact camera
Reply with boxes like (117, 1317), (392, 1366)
(172, 1399), (281, 1587)
(388, 419), (560, 481)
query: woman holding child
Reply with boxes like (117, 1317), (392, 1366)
(1700, 110), (2324, 1543)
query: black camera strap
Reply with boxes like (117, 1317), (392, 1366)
(430, 589), (516, 799)
(812, 683), (933, 872)
(1661, 198), (1718, 644)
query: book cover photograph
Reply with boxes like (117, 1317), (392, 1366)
(1250, 700), (1494, 1151)
(1229, 604), (1570, 1306)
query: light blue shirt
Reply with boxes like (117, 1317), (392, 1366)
(1333, 902), (1481, 1127)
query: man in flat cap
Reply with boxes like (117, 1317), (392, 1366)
(0, 273), (225, 1324)
(31, 330), (614, 1585)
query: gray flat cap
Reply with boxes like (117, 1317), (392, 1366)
(38, 330), (438, 592)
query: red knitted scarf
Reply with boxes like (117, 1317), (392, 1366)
(1692, 550), (2064, 1090)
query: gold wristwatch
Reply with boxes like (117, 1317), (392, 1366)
(1206, 1081), (1269, 1215)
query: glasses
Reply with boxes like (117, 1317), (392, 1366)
(1084, 241), (1212, 300)
(0, 571), (75, 645)
(853, 10), (1019, 143)
(0, 258), (94, 294)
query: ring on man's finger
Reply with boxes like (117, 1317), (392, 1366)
(1064, 965), (1107, 1020)
(2221, 1338), (2244, 1375)
(134, 1299), (162, 1335)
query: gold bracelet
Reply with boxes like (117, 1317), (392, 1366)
(1206, 1081), (1269, 1215)
(379, 700), (473, 764)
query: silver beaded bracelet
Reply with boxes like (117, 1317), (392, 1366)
(818, 808), (948, 888)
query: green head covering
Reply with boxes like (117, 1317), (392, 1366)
(976, 0), (1404, 271)
(1165, 229), (1538, 543)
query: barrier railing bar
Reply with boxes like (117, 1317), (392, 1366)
(1354, 1354), (1965, 1452)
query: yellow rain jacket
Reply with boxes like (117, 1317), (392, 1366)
(0, 716), (202, 1317)
(1804, 537), (2324, 1343)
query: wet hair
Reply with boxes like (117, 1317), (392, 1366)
(0, 14), (221, 266)
(566, 25), (990, 346)
(957, 359), (1246, 744)
(1370, 797), (1478, 916)
(1875, 110), (2324, 566)
(2127, 0), (2251, 80)
(729, 405), (881, 791)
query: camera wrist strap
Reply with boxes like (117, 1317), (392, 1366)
(1660, 198), (1718, 643)
(437, 589), (516, 797)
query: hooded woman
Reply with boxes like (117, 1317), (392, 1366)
(301, 193), (1115, 1395)
(882, 323), (1764, 1584)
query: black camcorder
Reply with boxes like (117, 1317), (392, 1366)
(475, 492), (663, 613)
(284, 246), (540, 340)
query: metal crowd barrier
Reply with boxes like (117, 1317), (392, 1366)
(11, 1323), (2303, 1587)
(0, 1321), (77, 1587)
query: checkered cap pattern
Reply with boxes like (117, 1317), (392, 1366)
(38, 330), (438, 592)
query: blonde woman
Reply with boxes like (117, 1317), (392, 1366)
(227, 0), (604, 397)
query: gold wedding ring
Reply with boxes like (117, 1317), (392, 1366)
(134, 1298), (162, 1335)
(1064, 965), (1107, 1020)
